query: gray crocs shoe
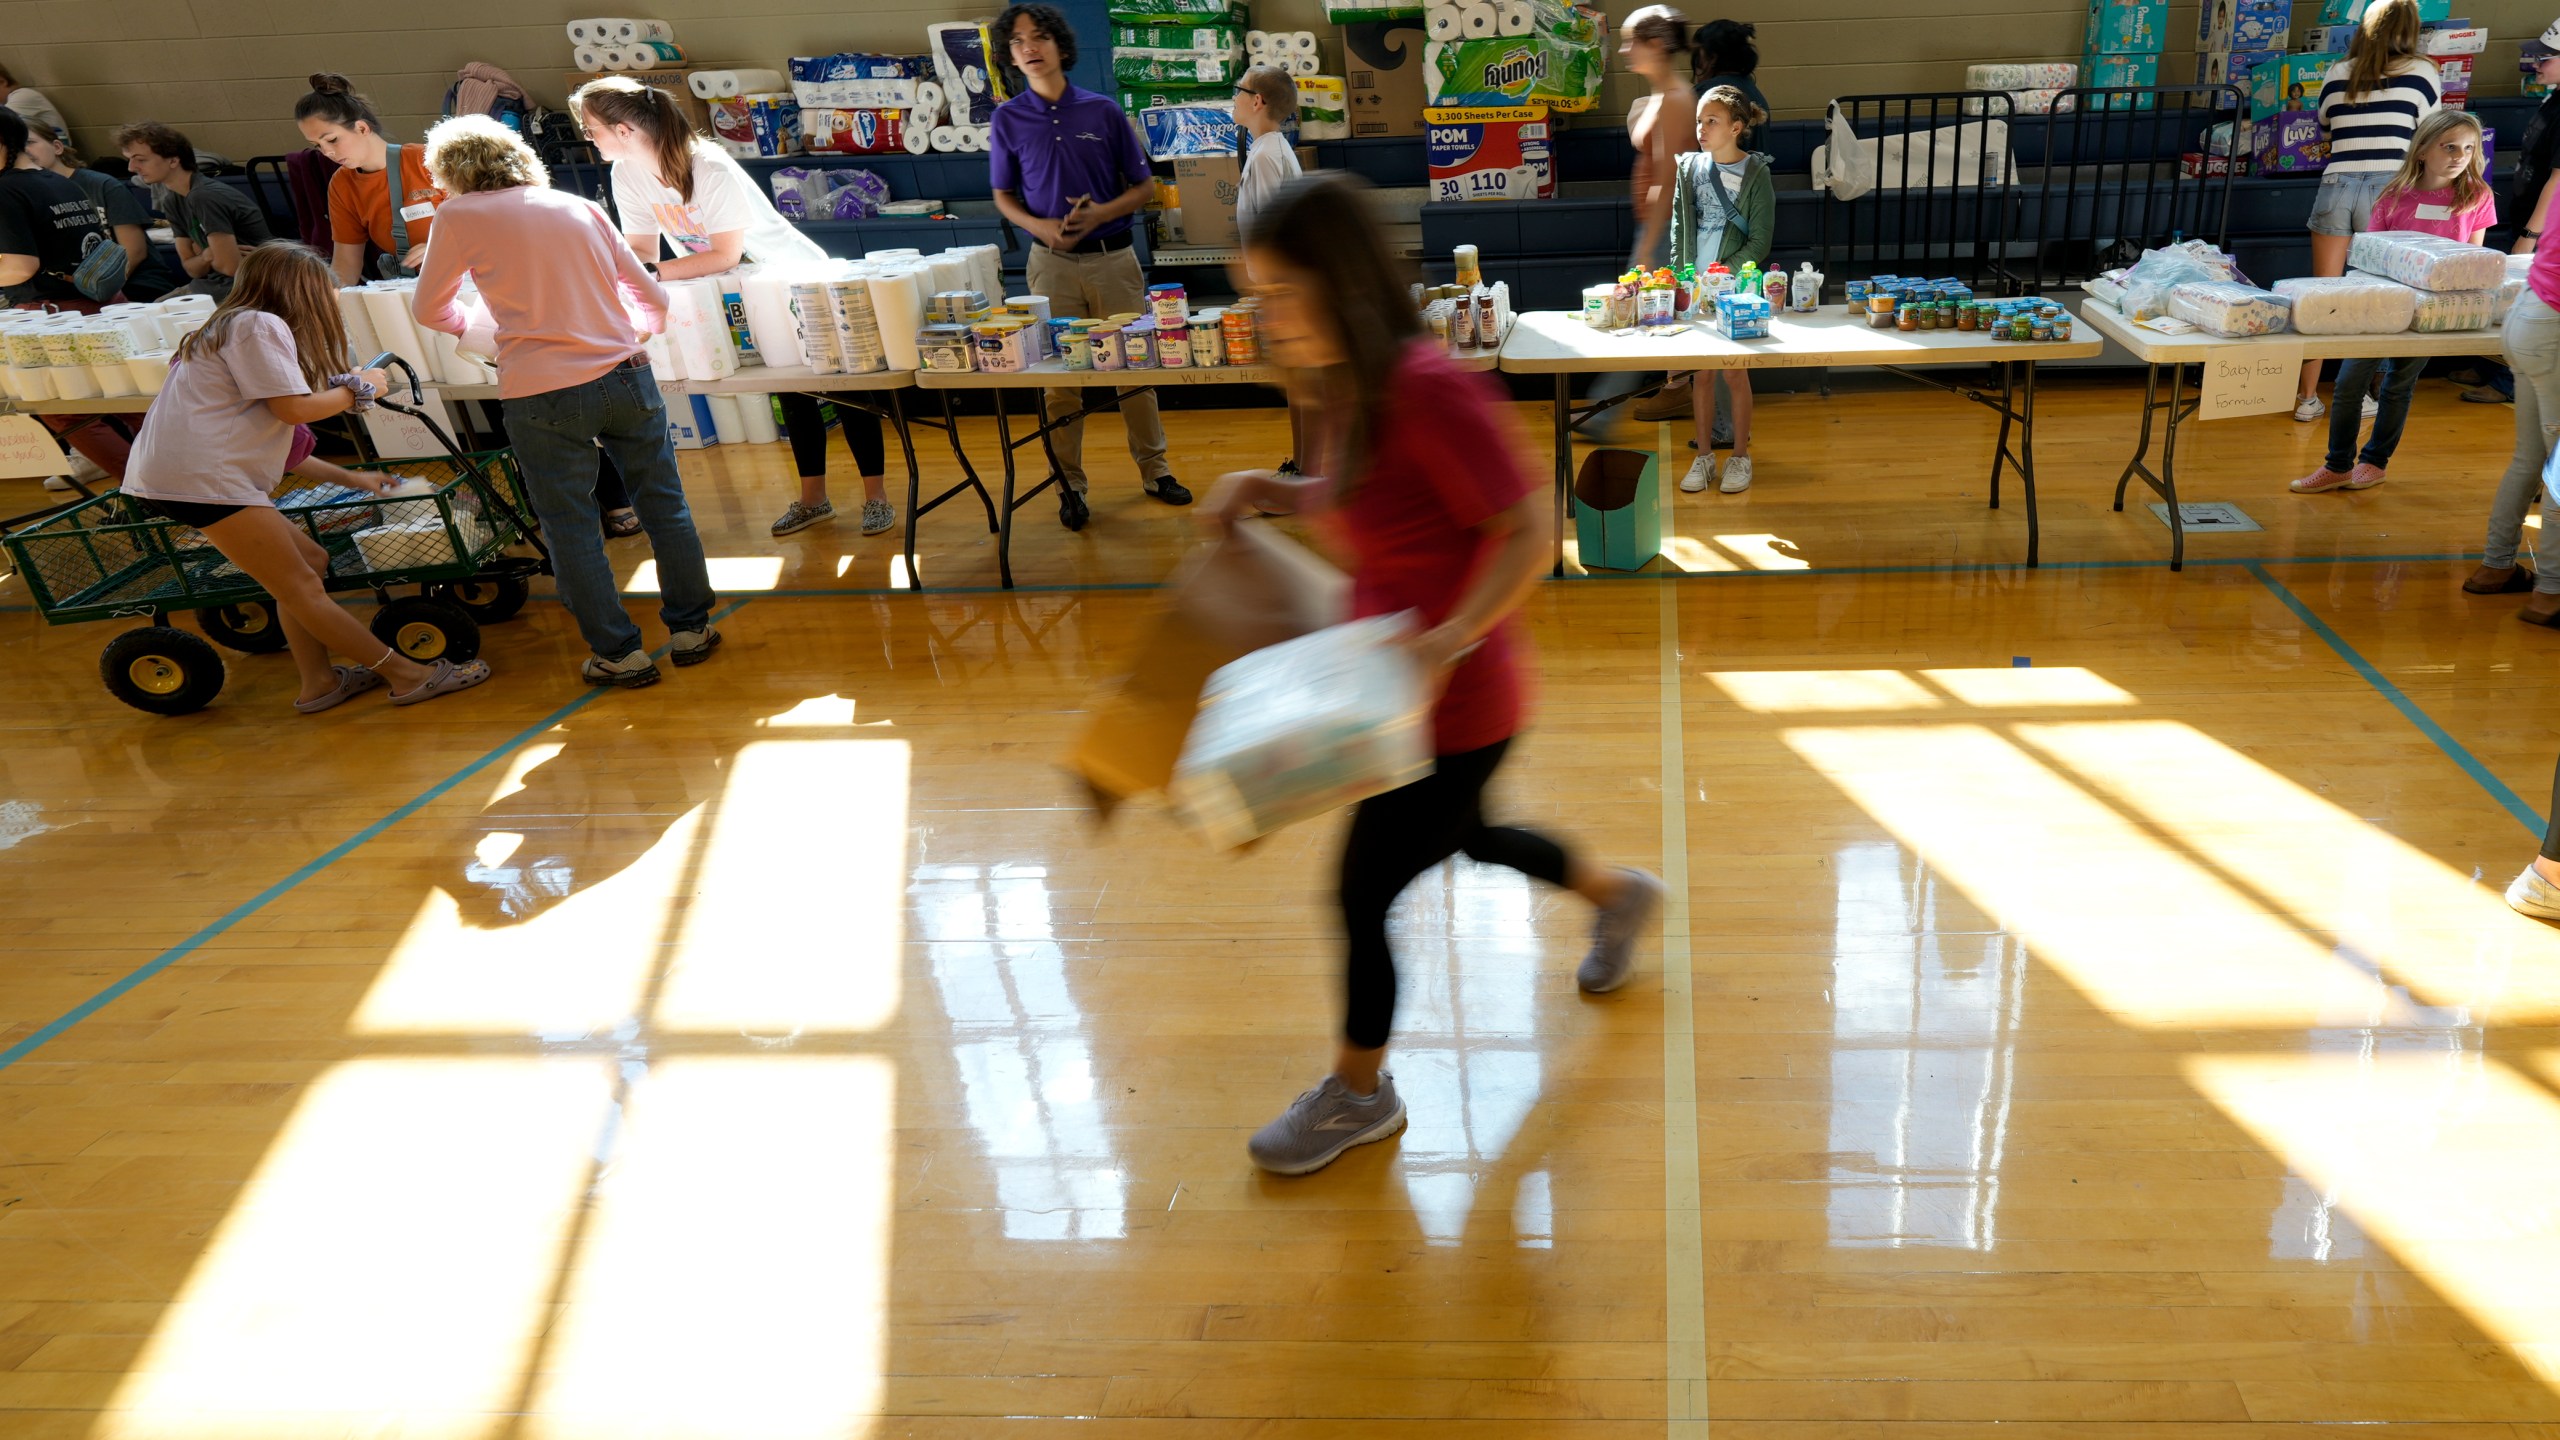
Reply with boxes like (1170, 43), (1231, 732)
(860, 498), (896, 535)
(1578, 867), (1664, 993)
(1247, 1074), (1405, 1176)
(390, 658), (492, 707)
(293, 664), (385, 714)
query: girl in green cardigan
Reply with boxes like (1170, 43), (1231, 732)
(1668, 85), (1775, 494)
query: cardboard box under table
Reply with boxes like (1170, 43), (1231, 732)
(1571, 448), (1660, 572)
(1494, 307), (2103, 573)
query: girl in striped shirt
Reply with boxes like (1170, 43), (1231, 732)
(2295, 0), (2440, 420)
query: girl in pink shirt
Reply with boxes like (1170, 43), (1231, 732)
(2294, 110), (2495, 498)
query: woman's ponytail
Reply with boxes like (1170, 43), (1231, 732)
(571, 75), (704, 202)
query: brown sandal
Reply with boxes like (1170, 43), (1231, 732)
(2466, 563), (2536, 594)
(602, 507), (642, 539)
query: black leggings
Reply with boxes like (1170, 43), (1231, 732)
(1338, 737), (1572, 1050)
(2544, 753), (2560, 862)
(591, 394), (886, 511)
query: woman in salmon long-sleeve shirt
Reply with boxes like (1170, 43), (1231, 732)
(411, 115), (721, 689)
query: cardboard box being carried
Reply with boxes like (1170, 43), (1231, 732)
(1342, 19), (1427, 137)
(560, 68), (709, 131)
(1069, 524), (1349, 812)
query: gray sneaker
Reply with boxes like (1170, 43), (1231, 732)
(2508, 864), (2560, 921)
(860, 498), (895, 535)
(1578, 867), (1664, 993)
(1247, 1074), (1406, 1175)
(582, 649), (660, 689)
(771, 500), (834, 536)
(669, 627), (722, 668)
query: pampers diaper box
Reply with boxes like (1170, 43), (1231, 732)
(1424, 106), (1554, 204)
(2197, 0), (2290, 52)
(2087, 0), (2170, 54)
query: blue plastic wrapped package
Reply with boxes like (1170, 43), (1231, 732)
(1172, 613), (1434, 849)
(1142, 102), (1239, 159)
(2347, 230), (2506, 292)
(789, 53), (927, 110)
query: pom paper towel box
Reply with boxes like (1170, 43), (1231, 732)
(1344, 19), (1429, 136)
(1425, 106), (1554, 202)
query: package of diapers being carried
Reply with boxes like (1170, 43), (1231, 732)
(2271, 275), (2415, 335)
(2167, 280), (2292, 337)
(1171, 612), (1433, 850)
(2346, 230), (2507, 293)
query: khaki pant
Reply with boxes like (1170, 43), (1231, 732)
(1024, 243), (1171, 494)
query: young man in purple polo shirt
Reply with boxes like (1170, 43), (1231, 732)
(989, 2), (1190, 531)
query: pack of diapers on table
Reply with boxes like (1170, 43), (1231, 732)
(2409, 288), (2501, 332)
(2347, 231), (2506, 292)
(2271, 275), (2416, 335)
(2167, 280), (2293, 337)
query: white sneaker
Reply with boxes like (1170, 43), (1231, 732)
(2293, 396), (2326, 422)
(1679, 456), (1714, 493)
(2508, 864), (2560, 920)
(1719, 455), (1754, 493)
(2361, 394), (2380, 418)
(42, 475), (72, 492)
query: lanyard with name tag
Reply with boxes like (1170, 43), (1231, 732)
(398, 200), (438, 223)
(2416, 202), (2454, 221)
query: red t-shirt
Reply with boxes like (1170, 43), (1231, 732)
(1321, 341), (1539, 756)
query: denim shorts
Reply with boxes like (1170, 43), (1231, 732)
(2308, 169), (2392, 237)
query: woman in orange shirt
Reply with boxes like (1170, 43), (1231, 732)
(294, 73), (442, 285)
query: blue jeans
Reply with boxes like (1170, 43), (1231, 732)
(508, 360), (716, 657)
(2324, 355), (2426, 472)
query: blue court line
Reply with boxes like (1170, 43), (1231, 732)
(0, 597), (756, 1074)
(2245, 560), (2543, 837)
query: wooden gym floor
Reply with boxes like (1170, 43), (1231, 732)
(5, 367), (2560, 1438)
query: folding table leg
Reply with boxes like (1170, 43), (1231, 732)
(2113, 363), (2163, 512)
(2017, 361), (2041, 570)
(2158, 364), (2188, 572)
(992, 390), (1022, 591)
(1551, 375), (1571, 577)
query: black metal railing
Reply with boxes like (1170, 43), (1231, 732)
(1816, 91), (2021, 294)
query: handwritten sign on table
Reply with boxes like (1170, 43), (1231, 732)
(2199, 341), (2305, 421)
(361, 389), (446, 459)
(0, 414), (72, 479)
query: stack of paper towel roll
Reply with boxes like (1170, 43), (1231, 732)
(1422, 0), (1538, 43)
(926, 125), (991, 153)
(337, 281), (498, 387)
(687, 69), (787, 99)
(1245, 30), (1324, 77)
(570, 18), (688, 73)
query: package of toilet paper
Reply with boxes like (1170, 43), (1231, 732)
(788, 54), (926, 110)
(1423, 0), (1604, 111)
(2272, 274), (2417, 334)
(1322, 0), (1425, 18)
(925, 22), (1008, 126)
(1296, 76), (1350, 139)
(1110, 0), (1250, 17)
(1141, 102), (1239, 160)
(1964, 62), (2078, 91)
(1113, 22), (1244, 52)
(1114, 48), (1247, 86)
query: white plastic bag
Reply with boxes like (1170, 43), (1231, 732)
(1813, 101), (1875, 201)
(2347, 230), (2506, 292)
(1171, 613), (1433, 850)
(2272, 275), (2416, 335)
(2119, 248), (2232, 320)
(2167, 281), (2292, 337)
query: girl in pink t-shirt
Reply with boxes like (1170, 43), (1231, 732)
(2294, 110), (2495, 497)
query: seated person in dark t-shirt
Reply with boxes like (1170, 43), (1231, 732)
(20, 125), (178, 300)
(0, 107), (112, 308)
(119, 121), (271, 299)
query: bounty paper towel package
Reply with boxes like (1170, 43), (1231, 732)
(1424, 105), (1553, 202)
(1423, 0), (1607, 112)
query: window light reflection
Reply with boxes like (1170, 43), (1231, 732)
(1785, 724), (2417, 1029)
(1394, 864), (1543, 1244)
(1712, 670), (1940, 714)
(655, 740), (908, 1034)
(623, 556), (786, 593)
(102, 1059), (614, 1440)
(1921, 667), (2136, 708)
(525, 1058), (895, 1440)
(1710, 532), (1810, 570)
(920, 864), (1127, 1241)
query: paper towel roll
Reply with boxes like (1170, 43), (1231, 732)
(914, 80), (945, 115)
(1292, 30), (1318, 53)
(673, 279), (739, 379)
(691, 68), (783, 98)
(575, 46), (610, 73)
(957, 127), (983, 153)
(599, 47), (630, 70)
(825, 280), (887, 374)
(643, 329), (678, 377)
(605, 18), (639, 42)
(1247, 28), (1271, 53)
(866, 268), (926, 372)
(623, 41), (686, 70)
(738, 396), (779, 444)
(362, 284), (433, 381)
(567, 18), (609, 45)
(1457, 5), (1497, 39)
(902, 122), (932, 155)
(1425, 6), (1461, 41)
(964, 245), (1002, 305)
(739, 270), (804, 369)
(1496, 1), (1533, 36)
(49, 363), (99, 400)
(927, 125), (958, 152)
(334, 290), (381, 366)
(704, 394), (746, 445)
(1293, 53), (1321, 76)
(789, 280), (843, 374)
(626, 18), (673, 43)
(423, 326), (465, 384)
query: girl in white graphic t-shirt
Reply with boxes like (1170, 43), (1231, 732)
(574, 77), (897, 540)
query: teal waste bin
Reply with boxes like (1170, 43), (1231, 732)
(1572, 447), (1661, 571)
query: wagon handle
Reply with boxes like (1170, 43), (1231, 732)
(367, 352), (424, 407)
